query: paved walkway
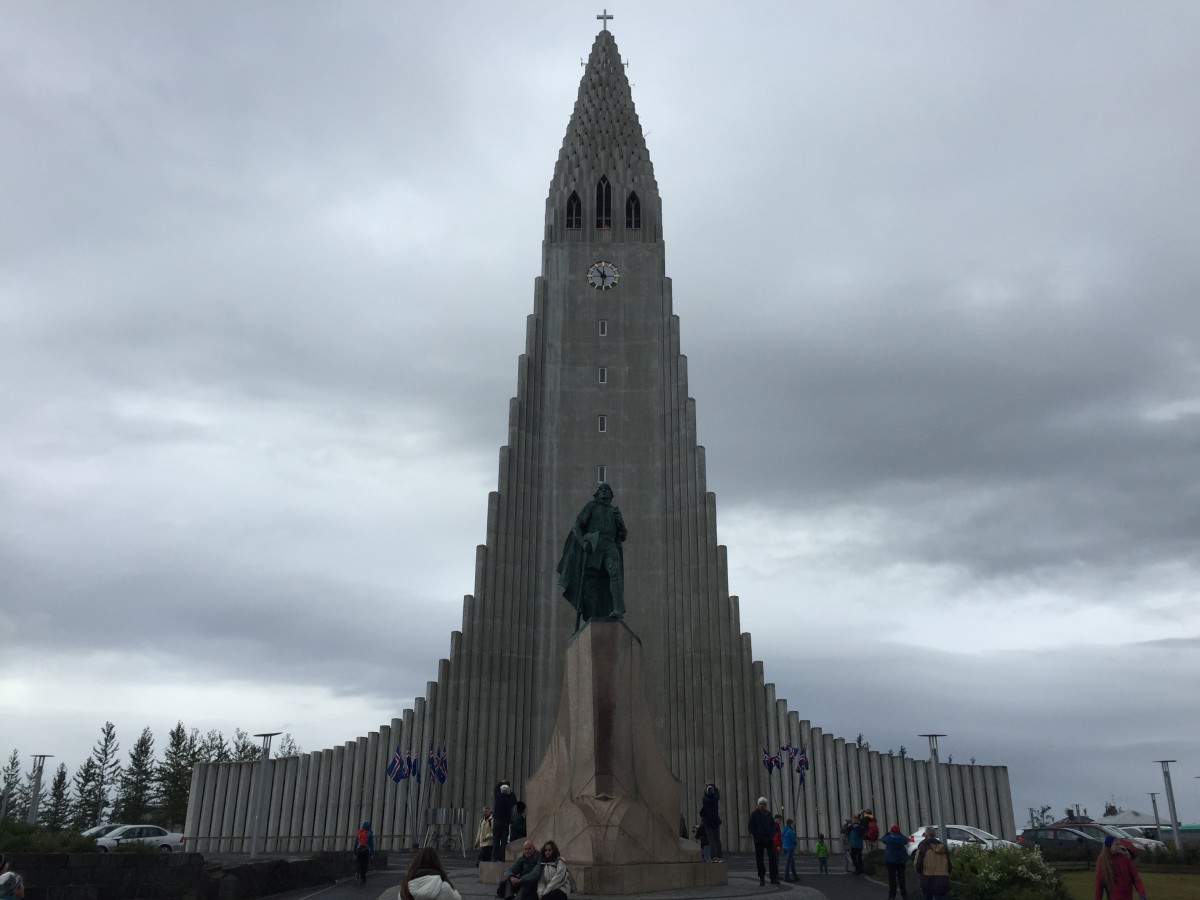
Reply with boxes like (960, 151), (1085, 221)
(268, 854), (895, 900)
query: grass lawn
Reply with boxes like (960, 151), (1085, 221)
(1058, 869), (1198, 900)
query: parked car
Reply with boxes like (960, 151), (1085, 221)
(80, 823), (124, 839)
(95, 825), (186, 852)
(907, 825), (1018, 856)
(1018, 826), (1104, 857)
(1068, 823), (1165, 854)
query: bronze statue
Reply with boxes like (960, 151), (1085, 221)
(556, 482), (627, 628)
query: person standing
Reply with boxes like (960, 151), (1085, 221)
(815, 833), (829, 875)
(881, 824), (910, 899)
(493, 781), (517, 862)
(353, 820), (374, 884)
(748, 797), (780, 886)
(914, 827), (953, 900)
(847, 817), (865, 875)
(1094, 835), (1147, 900)
(781, 818), (798, 882)
(700, 783), (723, 862)
(475, 806), (494, 864)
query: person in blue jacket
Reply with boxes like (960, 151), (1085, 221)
(847, 817), (865, 875)
(781, 818), (798, 881)
(880, 824), (910, 899)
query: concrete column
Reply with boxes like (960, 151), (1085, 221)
(313, 749), (333, 851)
(845, 742), (861, 817)
(324, 745), (346, 851)
(277, 755), (297, 852)
(879, 754), (896, 832)
(266, 754), (286, 853)
(300, 751), (321, 852)
(983, 767), (1002, 839)
(914, 755), (930, 826)
(995, 767), (1015, 839)
(215, 765), (236, 853)
(184, 765), (206, 852)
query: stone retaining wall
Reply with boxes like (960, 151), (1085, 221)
(2, 851), (387, 900)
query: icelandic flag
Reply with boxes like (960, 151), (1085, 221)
(428, 746), (437, 781)
(386, 745), (407, 782)
(762, 747), (782, 771)
(436, 745), (449, 783)
(781, 742), (797, 763)
(796, 748), (809, 783)
(405, 748), (420, 782)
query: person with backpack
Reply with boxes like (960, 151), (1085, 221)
(353, 820), (375, 883)
(915, 827), (953, 900)
(493, 781), (518, 862)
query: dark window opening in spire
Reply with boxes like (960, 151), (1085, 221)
(626, 192), (641, 229)
(566, 192), (581, 230)
(596, 176), (611, 229)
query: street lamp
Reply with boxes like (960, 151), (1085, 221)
(26, 755), (53, 825)
(919, 734), (948, 844)
(249, 733), (281, 859)
(1154, 760), (1183, 853)
(1147, 792), (1162, 836)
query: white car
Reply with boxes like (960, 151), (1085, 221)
(1072, 823), (1166, 854)
(908, 825), (1018, 856)
(80, 823), (125, 839)
(95, 824), (186, 852)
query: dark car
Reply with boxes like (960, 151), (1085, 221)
(1018, 826), (1104, 857)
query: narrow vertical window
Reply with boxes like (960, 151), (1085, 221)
(566, 192), (581, 229)
(598, 320), (608, 336)
(597, 465), (606, 483)
(626, 191), (641, 229)
(598, 415), (607, 433)
(598, 367), (607, 384)
(596, 176), (611, 229)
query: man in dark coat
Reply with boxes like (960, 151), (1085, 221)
(700, 783), (723, 862)
(748, 797), (780, 885)
(492, 781), (517, 862)
(556, 483), (627, 626)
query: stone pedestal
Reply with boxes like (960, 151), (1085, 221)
(521, 620), (725, 893)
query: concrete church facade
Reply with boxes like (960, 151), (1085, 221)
(185, 26), (1015, 854)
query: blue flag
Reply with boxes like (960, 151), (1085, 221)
(405, 748), (420, 782)
(386, 745), (406, 782)
(435, 745), (449, 784)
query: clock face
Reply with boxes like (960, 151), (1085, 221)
(587, 260), (620, 291)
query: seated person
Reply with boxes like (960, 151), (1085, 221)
(498, 840), (541, 900)
(537, 841), (573, 899)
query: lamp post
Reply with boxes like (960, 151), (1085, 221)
(1153, 760), (1182, 853)
(249, 733), (281, 859)
(26, 755), (53, 825)
(919, 734), (948, 844)
(1148, 792), (1162, 837)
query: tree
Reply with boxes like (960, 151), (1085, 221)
(197, 729), (230, 763)
(855, 733), (870, 750)
(90, 722), (122, 825)
(1, 749), (22, 821)
(156, 721), (198, 829)
(44, 763), (72, 831)
(275, 734), (301, 758)
(112, 726), (157, 824)
(231, 729), (260, 762)
(70, 758), (102, 829)
(1104, 797), (1121, 817)
(898, 745), (907, 758)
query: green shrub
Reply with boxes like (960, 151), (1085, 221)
(0, 820), (98, 853)
(951, 844), (1071, 900)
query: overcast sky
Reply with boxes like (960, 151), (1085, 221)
(2, 1), (1198, 830)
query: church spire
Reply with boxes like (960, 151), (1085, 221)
(546, 30), (660, 242)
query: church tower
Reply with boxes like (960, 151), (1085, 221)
(185, 26), (1015, 855)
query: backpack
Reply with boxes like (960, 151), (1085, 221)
(866, 821), (879, 841)
(356, 827), (369, 849)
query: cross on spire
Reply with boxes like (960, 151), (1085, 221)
(596, 9), (613, 31)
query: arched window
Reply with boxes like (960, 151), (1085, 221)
(596, 176), (611, 229)
(566, 192), (581, 229)
(626, 191), (641, 229)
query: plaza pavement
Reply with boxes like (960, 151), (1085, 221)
(267, 853), (895, 900)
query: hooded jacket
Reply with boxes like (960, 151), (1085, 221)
(406, 872), (462, 900)
(916, 838), (952, 896)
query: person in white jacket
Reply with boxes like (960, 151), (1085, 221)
(401, 847), (462, 900)
(536, 841), (572, 900)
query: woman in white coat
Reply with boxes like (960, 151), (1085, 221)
(401, 847), (462, 900)
(536, 841), (572, 900)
